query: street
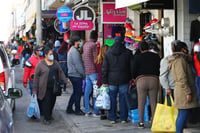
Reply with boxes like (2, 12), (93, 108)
(13, 65), (71, 133)
(12, 65), (152, 133)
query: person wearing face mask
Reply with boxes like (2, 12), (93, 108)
(33, 47), (68, 125)
(23, 45), (43, 95)
(66, 35), (85, 115)
(22, 43), (32, 67)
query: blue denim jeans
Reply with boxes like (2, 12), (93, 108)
(84, 73), (99, 114)
(195, 76), (200, 105)
(29, 80), (33, 95)
(59, 62), (68, 91)
(176, 109), (191, 133)
(109, 83), (129, 121)
(67, 77), (83, 112)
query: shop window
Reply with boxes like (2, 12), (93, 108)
(140, 12), (152, 34)
(189, 0), (200, 14)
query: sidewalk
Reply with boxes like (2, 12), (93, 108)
(55, 86), (152, 133)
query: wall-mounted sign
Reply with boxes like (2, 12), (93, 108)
(54, 19), (70, 33)
(56, 6), (73, 22)
(73, 5), (96, 22)
(102, 3), (127, 24)
(70, 20), (93, 30)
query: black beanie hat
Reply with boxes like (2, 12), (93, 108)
(70, 35), (80, 45)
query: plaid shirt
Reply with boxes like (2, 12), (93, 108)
(83, 40), (97, 75)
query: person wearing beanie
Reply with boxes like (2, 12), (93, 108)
(82, 31), (99, 116)
(54, 40), (61, 48)
(53, 40), (61, 54)
(66, 35), (85, 115)
(102, 35), (133, 124)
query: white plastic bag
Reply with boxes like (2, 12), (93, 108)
(27, 94), (40, 119)
(102, 92), (110, 110)
(95, 85), (111, 110)
(95, 94), (104, 109)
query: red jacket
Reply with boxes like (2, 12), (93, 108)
(23, 55), (43, 83)
(193, 43), (200, 76)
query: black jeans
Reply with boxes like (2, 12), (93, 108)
(67, 76), (83, 112)
(38, 87), (56, 121)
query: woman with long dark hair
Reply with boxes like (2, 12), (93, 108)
(57, 41), (69, 92)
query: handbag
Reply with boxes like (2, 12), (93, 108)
(125, 83), (138, 110)
(53, 77), (63, 96)
(151, 95), (178, 133)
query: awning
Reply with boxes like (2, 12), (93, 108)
(44, 0), (65, 10)
(42, 10), (57, 18)
(115, 0), (149, 9)
(25, 0), (36, 32)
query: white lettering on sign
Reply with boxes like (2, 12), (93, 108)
(105, 9), (126, 17)
(76, 10), (92, 20)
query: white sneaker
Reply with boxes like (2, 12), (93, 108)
(85, 112), (92, 117)
(92, 113), (100, 118)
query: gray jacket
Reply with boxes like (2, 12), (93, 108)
(159, 56), (175, 90)
(67, 46), (85, 78)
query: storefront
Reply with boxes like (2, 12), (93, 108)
(114, 0), (175, 57)
(65, 0), (99, 43)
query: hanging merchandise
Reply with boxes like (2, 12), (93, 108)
(193, 42), (200, 105)
(124, 18), (135, 47)
(123, 18), (144, 55)
(144, 17), (173, 37)
(104, 24), (125, 47)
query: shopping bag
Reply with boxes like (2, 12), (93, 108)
(27, 94), (40, 119)
(102, 92), (110, 110)
(95, 85), (110, 110)
(128, 99), (149, 123)
(34, 96), (40, 119)
(95, 94), (104, 109)
(125, 83), (138, 110)
(151, 95), (178, 133)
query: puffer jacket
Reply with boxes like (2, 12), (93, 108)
(168, 52), (198, 109)
(102, 41), (132, 85)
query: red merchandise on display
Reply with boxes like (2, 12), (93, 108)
(124, 23), (135, 31)
(143, 23), (151, 30)
(150, 18), (159, 25)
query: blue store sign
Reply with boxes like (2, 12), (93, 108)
(56, 6), (73, 22)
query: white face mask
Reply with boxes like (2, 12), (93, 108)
(48, 55), (54, 61)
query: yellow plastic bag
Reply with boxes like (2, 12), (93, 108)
(151, 95), (178, 133)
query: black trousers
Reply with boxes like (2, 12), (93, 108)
(38, 87), (56, 121)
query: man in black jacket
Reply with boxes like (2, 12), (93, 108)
(102, 36), (132, 124)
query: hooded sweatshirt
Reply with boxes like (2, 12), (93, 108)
(102, 41), (132, 85)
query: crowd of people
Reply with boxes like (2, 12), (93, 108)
(6, 30), (200, 133)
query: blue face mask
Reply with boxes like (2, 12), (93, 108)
(79, 42), (83, 48)
(48, 55), (54, 61)
(39, 51), (43, 56)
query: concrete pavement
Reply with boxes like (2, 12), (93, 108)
(55, 86), (152, 133)
(14, 65), (200, 133)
